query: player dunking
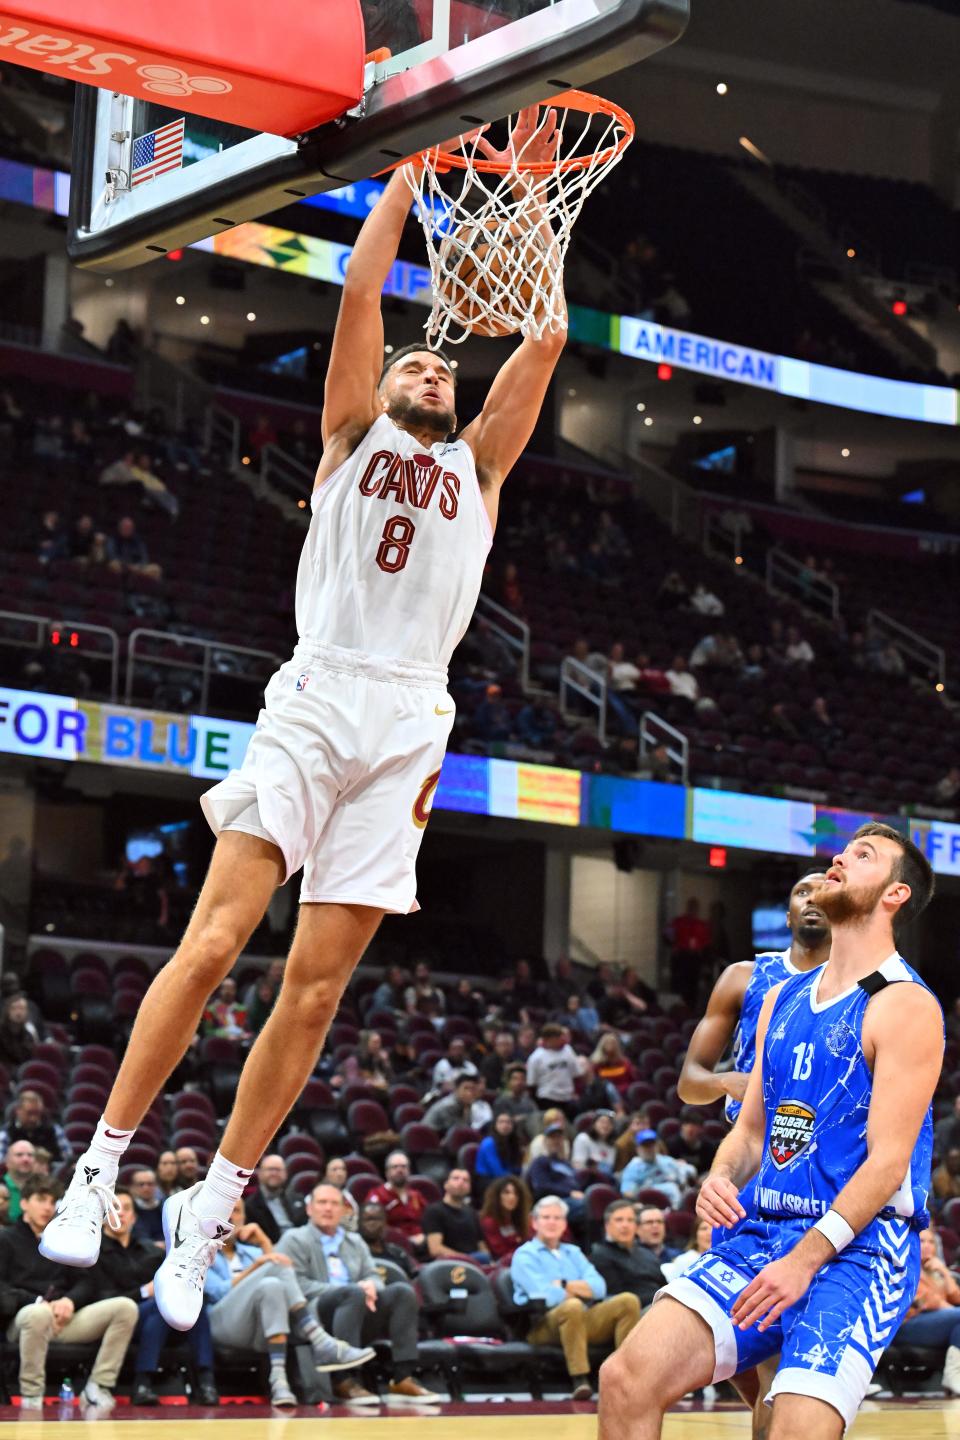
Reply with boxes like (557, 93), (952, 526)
(677, 871), (830, 1437)
(41, 110), (566, 1340)
(598, 823), (939, 1440)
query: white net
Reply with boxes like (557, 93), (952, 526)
(402, 92), (633, 348)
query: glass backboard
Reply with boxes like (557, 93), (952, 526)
(69, 0), (689, 271)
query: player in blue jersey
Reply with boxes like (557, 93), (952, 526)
(678, 872), (831, 1124)
(676, 871), (829, 1436)
(598, 822), (939, 1440)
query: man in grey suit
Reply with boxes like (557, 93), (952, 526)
(276, 1183), (439, 1406)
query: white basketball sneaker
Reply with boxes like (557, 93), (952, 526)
(39, 1162), (120, 1267)
(154, 1183), (231, 1332)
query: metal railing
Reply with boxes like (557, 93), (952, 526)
(765, 547), (839, 624)
(0, 609), (120, 701)
(703, 509), (750, 566)
(204, 404), (241, 472)
(126, 628), (282, 715)
(559, 656), (608, 743)
(137, 352), (213, 433)
(866, 609), (945, 688)
(475, 593), (530, 693)
(259, 443), (315, 506)
(633, 456), (702, 542)
(639, 709), (689, 787)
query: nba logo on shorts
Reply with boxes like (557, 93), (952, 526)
(295, 673), (309, 692)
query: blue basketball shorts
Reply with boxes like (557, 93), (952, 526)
(660, 1212), (919, 1431)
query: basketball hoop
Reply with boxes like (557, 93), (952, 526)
(401, 91), (635, 348)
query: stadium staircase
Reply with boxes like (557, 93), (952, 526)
(727, 163), (937, 373)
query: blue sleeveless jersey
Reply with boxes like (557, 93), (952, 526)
(726, 949), (801, 1125)
(753, 954), (938, 1235)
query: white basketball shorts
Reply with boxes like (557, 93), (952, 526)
(200, 639), (455, 913)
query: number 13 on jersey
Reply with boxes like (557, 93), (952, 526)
(792, 1042), (814, 1081)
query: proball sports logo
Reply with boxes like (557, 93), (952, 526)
(0, 21), (233, 96)
(768, 1099), (816, 1170)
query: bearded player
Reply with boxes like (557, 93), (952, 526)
(40, 109), (565, 1338)
(599, 822), (939, 1440)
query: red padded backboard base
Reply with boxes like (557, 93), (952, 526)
(0, 0), (365, 135)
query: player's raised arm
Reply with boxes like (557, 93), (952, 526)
(320, 171), (413, 456)
(697, 986), (779, 1231)
(678, 961), (752, 1106)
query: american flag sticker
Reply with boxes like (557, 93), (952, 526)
(131, 117), (185, 188)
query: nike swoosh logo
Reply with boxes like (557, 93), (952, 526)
(434, 705), (453, 716)
(173, 1216), (186, 1248)
(104, 1130), (128, 1139)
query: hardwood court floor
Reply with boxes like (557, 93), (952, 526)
(1, 1400), (959, 1437)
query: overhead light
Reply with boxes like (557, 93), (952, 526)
(936, 682), (945, 693)
(846, 247), (856, 259)
(175, 295), (186, 306)
(734, 555), (744, 566)
(567, 388), (577, 397)
(716, 82), (728, 95)
(636, 402), (646, 413)
(200, 314), (210, 325)
(383, 343), (394, 354)
(297, 498), (307, 509)
(450, 360), (458, 370)
(643, 416), (653, 427)
(246, 311), (256, 322)
(104, 278), (114, 288)
(693, 415), (702, 425)
(241, 455), (251, 465)
(841, 448), (850, 458)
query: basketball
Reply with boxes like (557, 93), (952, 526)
(435, 218), (551, 337)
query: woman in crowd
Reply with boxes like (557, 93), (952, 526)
(660, 1216), (712, 1282)
(894, 1227), (960, 1396)
(590, 1032), (636, 1097)
(204, 1196), (371, 1407)
(155, 1150), (180, 1199)
(479, 1176), (533, 1262)
(571, 1111), (617, 1178)
(559, 993), (600, 1037)
(526, 1108), (570, 1163)
(354, 1030), (393, 1090)
(475, 1112), (523, 1188)
(322, 1156), (359, 1230)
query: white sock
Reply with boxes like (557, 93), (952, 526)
(192, 1150), (254, 1226)
(79, 1118), (135, 1186)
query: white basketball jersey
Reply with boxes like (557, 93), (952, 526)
(295, 412), (493, 669)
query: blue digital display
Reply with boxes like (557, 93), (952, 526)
(435, 752), (490, 815)
(301, 180), (385, 220)
(583, 776), (686, 838)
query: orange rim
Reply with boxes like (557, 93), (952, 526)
(381, 90), (634, 178)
